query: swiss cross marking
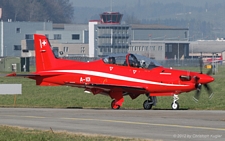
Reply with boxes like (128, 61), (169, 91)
(42, 40), (47, 46)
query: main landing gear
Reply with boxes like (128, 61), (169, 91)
(143, 94), (157, 110)
(171, 94), (179, 110)
(143, 94), (180, 110)
(110, 89), (124, 110)
(111, 99), (120, 109)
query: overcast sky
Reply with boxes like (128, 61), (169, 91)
(70, 0), (225, 8)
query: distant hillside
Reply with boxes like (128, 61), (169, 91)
(72, 0), (225, 40)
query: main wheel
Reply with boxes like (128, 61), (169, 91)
(111, 100), (120, 109)
(171, 101), (179, 110)
(143, 100), (153, 110)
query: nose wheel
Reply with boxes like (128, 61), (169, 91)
(171, 101), (179, 110)
(171, 94), (179, 110)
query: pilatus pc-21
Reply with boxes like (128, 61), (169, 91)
(7, 34), (214, 110)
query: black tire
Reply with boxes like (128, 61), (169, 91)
(143, 100), (153, 110)
(171, 101), (179, 110)
(111, 100), (120, 109)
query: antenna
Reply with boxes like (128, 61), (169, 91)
(111, 0), (113, 12)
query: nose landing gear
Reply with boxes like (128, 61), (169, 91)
(171, 94), (179, 110)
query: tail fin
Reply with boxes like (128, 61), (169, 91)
(34, 34), (58, 71)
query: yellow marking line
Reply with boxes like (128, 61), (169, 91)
(2, 115), (46, 119)
(1, 115), (225, 131)
(62, 117), (225, 131)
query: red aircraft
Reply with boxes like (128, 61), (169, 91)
(206, 56), (223, 63)
(7, 34), (214, 110)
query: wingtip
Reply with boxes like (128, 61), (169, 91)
(6, 72), (17, 77)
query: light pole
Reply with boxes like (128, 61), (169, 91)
(4, 46), (7, 56)
(177, 36), (180, 65)
(1, 19), (3, 57)
(148, 34), (151, 58)
(216, 53), (218, 73)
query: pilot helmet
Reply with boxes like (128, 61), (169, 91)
(140, 60), (145, 66)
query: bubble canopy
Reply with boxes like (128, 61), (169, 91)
(103, 53), (161, 69)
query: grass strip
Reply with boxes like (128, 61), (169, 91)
(0, 66), (224, 110)
(0, 125), (150, 141)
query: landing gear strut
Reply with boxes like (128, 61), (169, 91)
(171, 94), (179, 110)
(143, 94), (157, 110)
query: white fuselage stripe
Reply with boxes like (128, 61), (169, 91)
(44, 70), (188, 87)
(160, 73), (171, 75)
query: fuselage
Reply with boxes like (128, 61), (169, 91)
(33, 59), (214, 96)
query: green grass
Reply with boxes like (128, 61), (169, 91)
(0, 125), (145, 141)
(0, 66), (224, 140)
(0, 65), (225, 110)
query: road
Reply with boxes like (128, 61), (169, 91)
(0, 108), (224, 141)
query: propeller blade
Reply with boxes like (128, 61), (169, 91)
(193, 84), (202, 102)
(203, 84), (214, 99)
(193, 60), (214, 102)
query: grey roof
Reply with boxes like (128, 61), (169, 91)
(131, 24), (188, 30)
(190, 40), (225, 53)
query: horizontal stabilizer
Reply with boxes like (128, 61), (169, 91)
(6, 72), (59, 77)
(6, 72), (40, 77)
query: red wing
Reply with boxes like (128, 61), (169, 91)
(64, 82), (147, 99)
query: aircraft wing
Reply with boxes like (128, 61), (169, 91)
(90, 84), (146, 91)
(64, 82), (147, 99)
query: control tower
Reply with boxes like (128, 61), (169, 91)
(89, 12), (130, 57)
(100, 12), (123, 24)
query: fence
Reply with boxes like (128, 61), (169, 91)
(29, 56), (210, 68)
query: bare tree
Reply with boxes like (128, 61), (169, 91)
(0, 0), (74, 23)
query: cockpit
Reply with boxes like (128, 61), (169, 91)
(103, 53), (161, 70)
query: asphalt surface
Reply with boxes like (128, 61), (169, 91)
(0, 108), (224, 141)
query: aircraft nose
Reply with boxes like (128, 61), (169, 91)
(198, 74), (214, 84)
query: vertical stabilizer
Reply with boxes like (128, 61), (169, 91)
(34, 34), (57, 72)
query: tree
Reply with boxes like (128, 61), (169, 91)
(0, 0), (74, 23)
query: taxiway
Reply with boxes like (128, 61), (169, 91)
(0, 108), (224, 141)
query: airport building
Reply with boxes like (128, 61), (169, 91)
(3, 11), (225, 62)
(34, 24), (89, 57)
(0, 21), (52, 57)
(189, 39), (225, 61)
(0, 11), (191, 60)
(129, 25), (189, 60)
